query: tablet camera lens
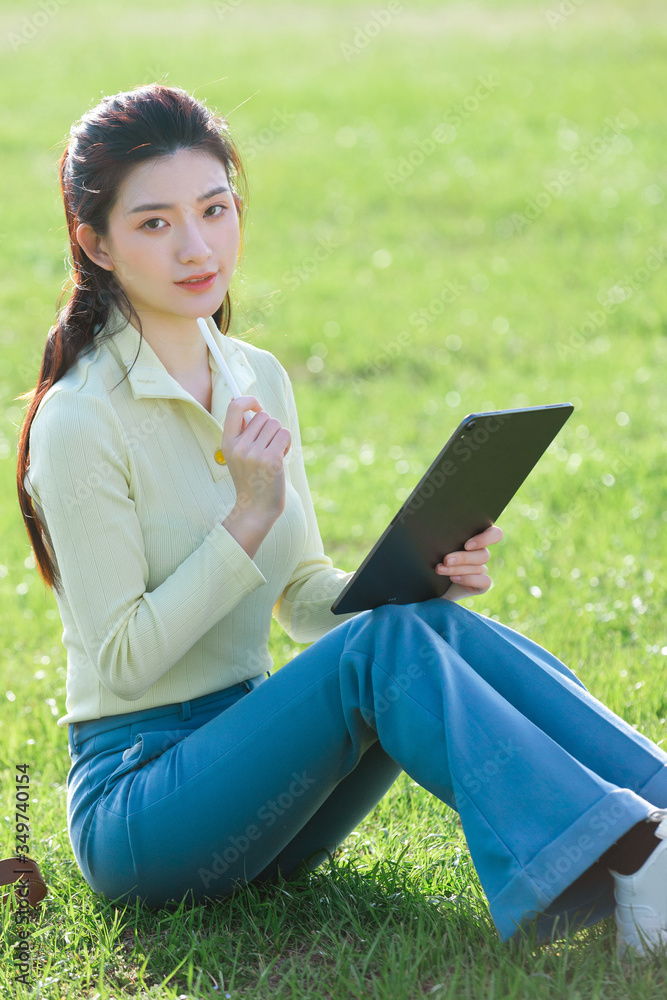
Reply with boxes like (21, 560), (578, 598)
(465, 420), (476, 431)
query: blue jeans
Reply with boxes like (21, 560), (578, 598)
(66, 599), (667, 941)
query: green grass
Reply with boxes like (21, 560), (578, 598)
(2, 0), (667, 995)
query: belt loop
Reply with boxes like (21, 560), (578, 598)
(243, 672), (270, 693)
(180, 701), (191, 721)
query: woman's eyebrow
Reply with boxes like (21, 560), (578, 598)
(128, 185), (230, 214)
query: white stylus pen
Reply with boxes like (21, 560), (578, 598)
(196, 316), (256, 427)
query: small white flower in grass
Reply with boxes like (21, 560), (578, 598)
(530, 586), (542, 598)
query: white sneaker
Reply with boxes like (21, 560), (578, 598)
(610, 809), (667, 958)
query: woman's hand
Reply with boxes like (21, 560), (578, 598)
(221, 396), (292, 528)
(435, 524), (503, 598)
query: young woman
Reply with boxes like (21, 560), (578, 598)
(16, 84), (667, 957)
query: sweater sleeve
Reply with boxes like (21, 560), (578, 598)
(272, 365), (361, 643)
(26, 391), (267, 701)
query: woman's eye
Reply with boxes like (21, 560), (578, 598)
(141, 206), (226, 230)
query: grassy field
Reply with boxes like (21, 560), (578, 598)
(1, 0), (667, 996)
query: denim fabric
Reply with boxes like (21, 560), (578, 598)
(65, 599), (667, 941)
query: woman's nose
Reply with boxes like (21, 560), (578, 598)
(177, 222), (212, 263)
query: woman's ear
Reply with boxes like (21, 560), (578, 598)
(76, 223), (115, 271)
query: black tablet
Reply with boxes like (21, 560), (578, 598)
(330, 403), (574, 614)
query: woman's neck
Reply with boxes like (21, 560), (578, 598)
(123, 305), (211, 377)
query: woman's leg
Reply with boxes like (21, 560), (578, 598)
(249, 739), (403, 885)
(68, 598), (667, 942)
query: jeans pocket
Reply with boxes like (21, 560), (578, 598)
(104, 729), (194, 792)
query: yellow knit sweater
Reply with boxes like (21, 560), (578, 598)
(24, 307), (357, 726)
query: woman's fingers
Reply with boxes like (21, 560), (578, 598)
(456, 574), (492, 594)
(435, 522), (501, 580)
(442, 563), (488, 580)
(436, 548), (489, 574)
(223, 396), (262, 440)
(248, 418), (292, 459)
(465, 524), (503, 550)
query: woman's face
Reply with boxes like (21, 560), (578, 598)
(82, 148), (240, 325)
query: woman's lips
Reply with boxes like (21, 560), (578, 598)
(175, 273), (218, 292)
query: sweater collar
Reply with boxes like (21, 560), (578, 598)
(102, 305), (257, 414)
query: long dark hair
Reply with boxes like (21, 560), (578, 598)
(16, 83), (248, 593)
